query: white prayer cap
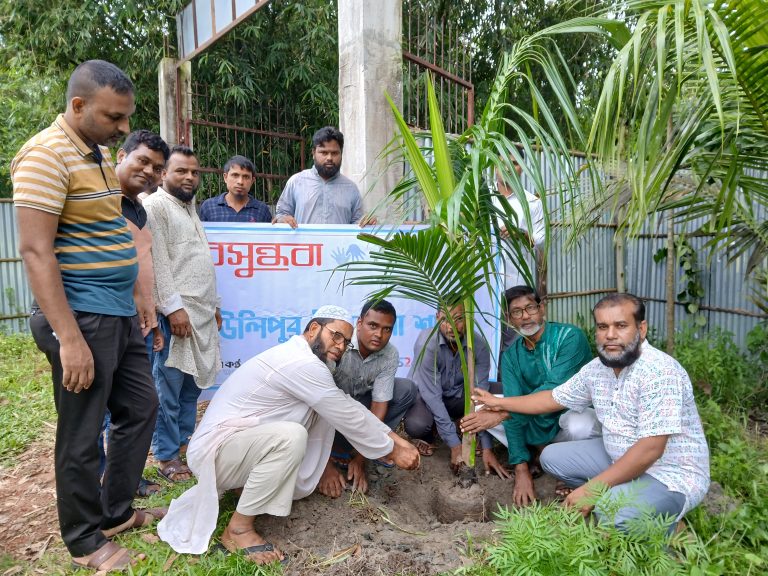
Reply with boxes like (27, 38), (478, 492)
(313, 305), (351, 322)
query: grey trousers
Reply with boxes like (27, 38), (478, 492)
(541, 438), (686, 532)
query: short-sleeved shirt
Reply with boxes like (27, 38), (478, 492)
(552, 341), (710, 514)
(501, 322), (592, 464)
(275, 166), (363, 224)
(199, 192), (272, 223)
(11, 114), (138, 316)
(332, 333), (399, 402)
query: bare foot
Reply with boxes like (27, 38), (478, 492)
(317, 460), (347, 498)
(220, 525), (284, 565)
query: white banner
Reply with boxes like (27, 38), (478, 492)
(203, 223), (503, 388)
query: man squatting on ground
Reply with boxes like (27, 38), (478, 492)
(318, 299), (417, 497)
(461, 285), (601, 506)
(12, 60), (160, 571)
(467, 293), (711, 531)
(158, 305), (420, 565)
(144, 146), (223, 484)
(403, 302), (504, 474)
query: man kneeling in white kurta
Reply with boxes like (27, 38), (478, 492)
(157, 305), (421, 564)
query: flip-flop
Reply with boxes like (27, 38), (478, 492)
(212, 541), (289, 566)
(135, 477), (162, 497)
(157, 459), (192, 483)
(373, 458), (395, 469)
(102, 507), (167, 538)
(411, 439), (434, 457)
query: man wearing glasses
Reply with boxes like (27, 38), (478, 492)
(157, 305), (420, 565)
(460, 285), (599, 506)
(318, 299), (417, 498)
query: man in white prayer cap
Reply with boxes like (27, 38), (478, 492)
(157, 305), (421, 565)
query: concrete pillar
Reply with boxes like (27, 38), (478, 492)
(338, 0), (403, 223)
(158, 58), (192, 148)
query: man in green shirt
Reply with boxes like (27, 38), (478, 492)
(461, 285), (599, 506)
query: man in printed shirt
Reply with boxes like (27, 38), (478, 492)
(470, 293), (710, 531)
(144, 146), (222, 484)
(274, 126), (368, 227)
(317, 299), (416, 497)
(12, 60), (160, 571)
(461, 285), (599, 506)
(199, 155), (272, 223)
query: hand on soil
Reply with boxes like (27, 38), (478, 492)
(563, 483), (595, 517)
(449, 445), (463, 473)
(482, 449), (512, 479)
(347, 454), (368, 494)
(318, 461), (347, 498)
(512, 463), (537, 506)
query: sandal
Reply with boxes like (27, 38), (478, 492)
(158, 459), (192, 483)
(71, 541), (143, 572)
(136, 477), (162, 497)
(213, 541), (289, 566)
(102, 507), (167, 538)
(412, 439), (435, 457)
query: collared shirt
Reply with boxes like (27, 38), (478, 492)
(143, 188), (221, 388)
(493, 189), (545, 289)
(11, 114), (137, 316)
(199, 192), (272, 223)
(501, 322), (592, 464)
(552, 341), (710, 515)
(332, 333), (400, 402)
(409, 328), (491, 448)
(275, 166), (364, 224)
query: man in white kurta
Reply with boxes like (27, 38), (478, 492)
(158, 305), (420, 563)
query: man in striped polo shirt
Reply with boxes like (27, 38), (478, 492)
(12, 60), (160, 571)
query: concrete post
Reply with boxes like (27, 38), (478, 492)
(338, 0), (403, 223)
(158, 58), (192, 148)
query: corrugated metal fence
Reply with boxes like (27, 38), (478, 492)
(2, 164), (765, 344)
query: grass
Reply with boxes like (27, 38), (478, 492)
(0, 333), (56, 466)
(2, 327), (767, 575)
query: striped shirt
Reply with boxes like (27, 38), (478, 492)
(11, 114), (138, 316)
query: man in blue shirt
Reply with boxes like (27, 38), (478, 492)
(200, 155), (272, 223)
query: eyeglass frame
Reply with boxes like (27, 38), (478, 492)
(508, 303), (541, 319)
(322, 325), (354, 349)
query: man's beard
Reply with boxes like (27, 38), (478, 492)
(597, 331), (642, 369)
(315, 160), (340, 179)
(166, 184), (196, 203)
(518, 322), (543, 337)
(310, 332), (330, 363)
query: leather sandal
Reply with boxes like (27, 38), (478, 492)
(71, 541), (143, 572)
(102, 507), (167, 538)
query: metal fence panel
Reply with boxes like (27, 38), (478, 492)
(0, 200), (31, 333)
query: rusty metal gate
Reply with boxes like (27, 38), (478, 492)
(402, 0), (474, 133)
(177, 79), (305, 207)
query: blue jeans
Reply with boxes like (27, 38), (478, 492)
(541, 437), (686, 533)
(151, 315), (202, 462)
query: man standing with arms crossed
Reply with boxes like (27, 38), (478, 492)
(12, 60), (160, 571)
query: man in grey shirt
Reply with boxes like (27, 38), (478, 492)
(274, 126), (367, 227)
(404, 302), (498, 473)
(317, 299), (416, 497)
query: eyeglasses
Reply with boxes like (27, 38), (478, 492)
(323, 325), (354, 349)
(509, 303), (540, 319)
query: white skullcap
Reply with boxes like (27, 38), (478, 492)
(313, 305), (351, 322)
